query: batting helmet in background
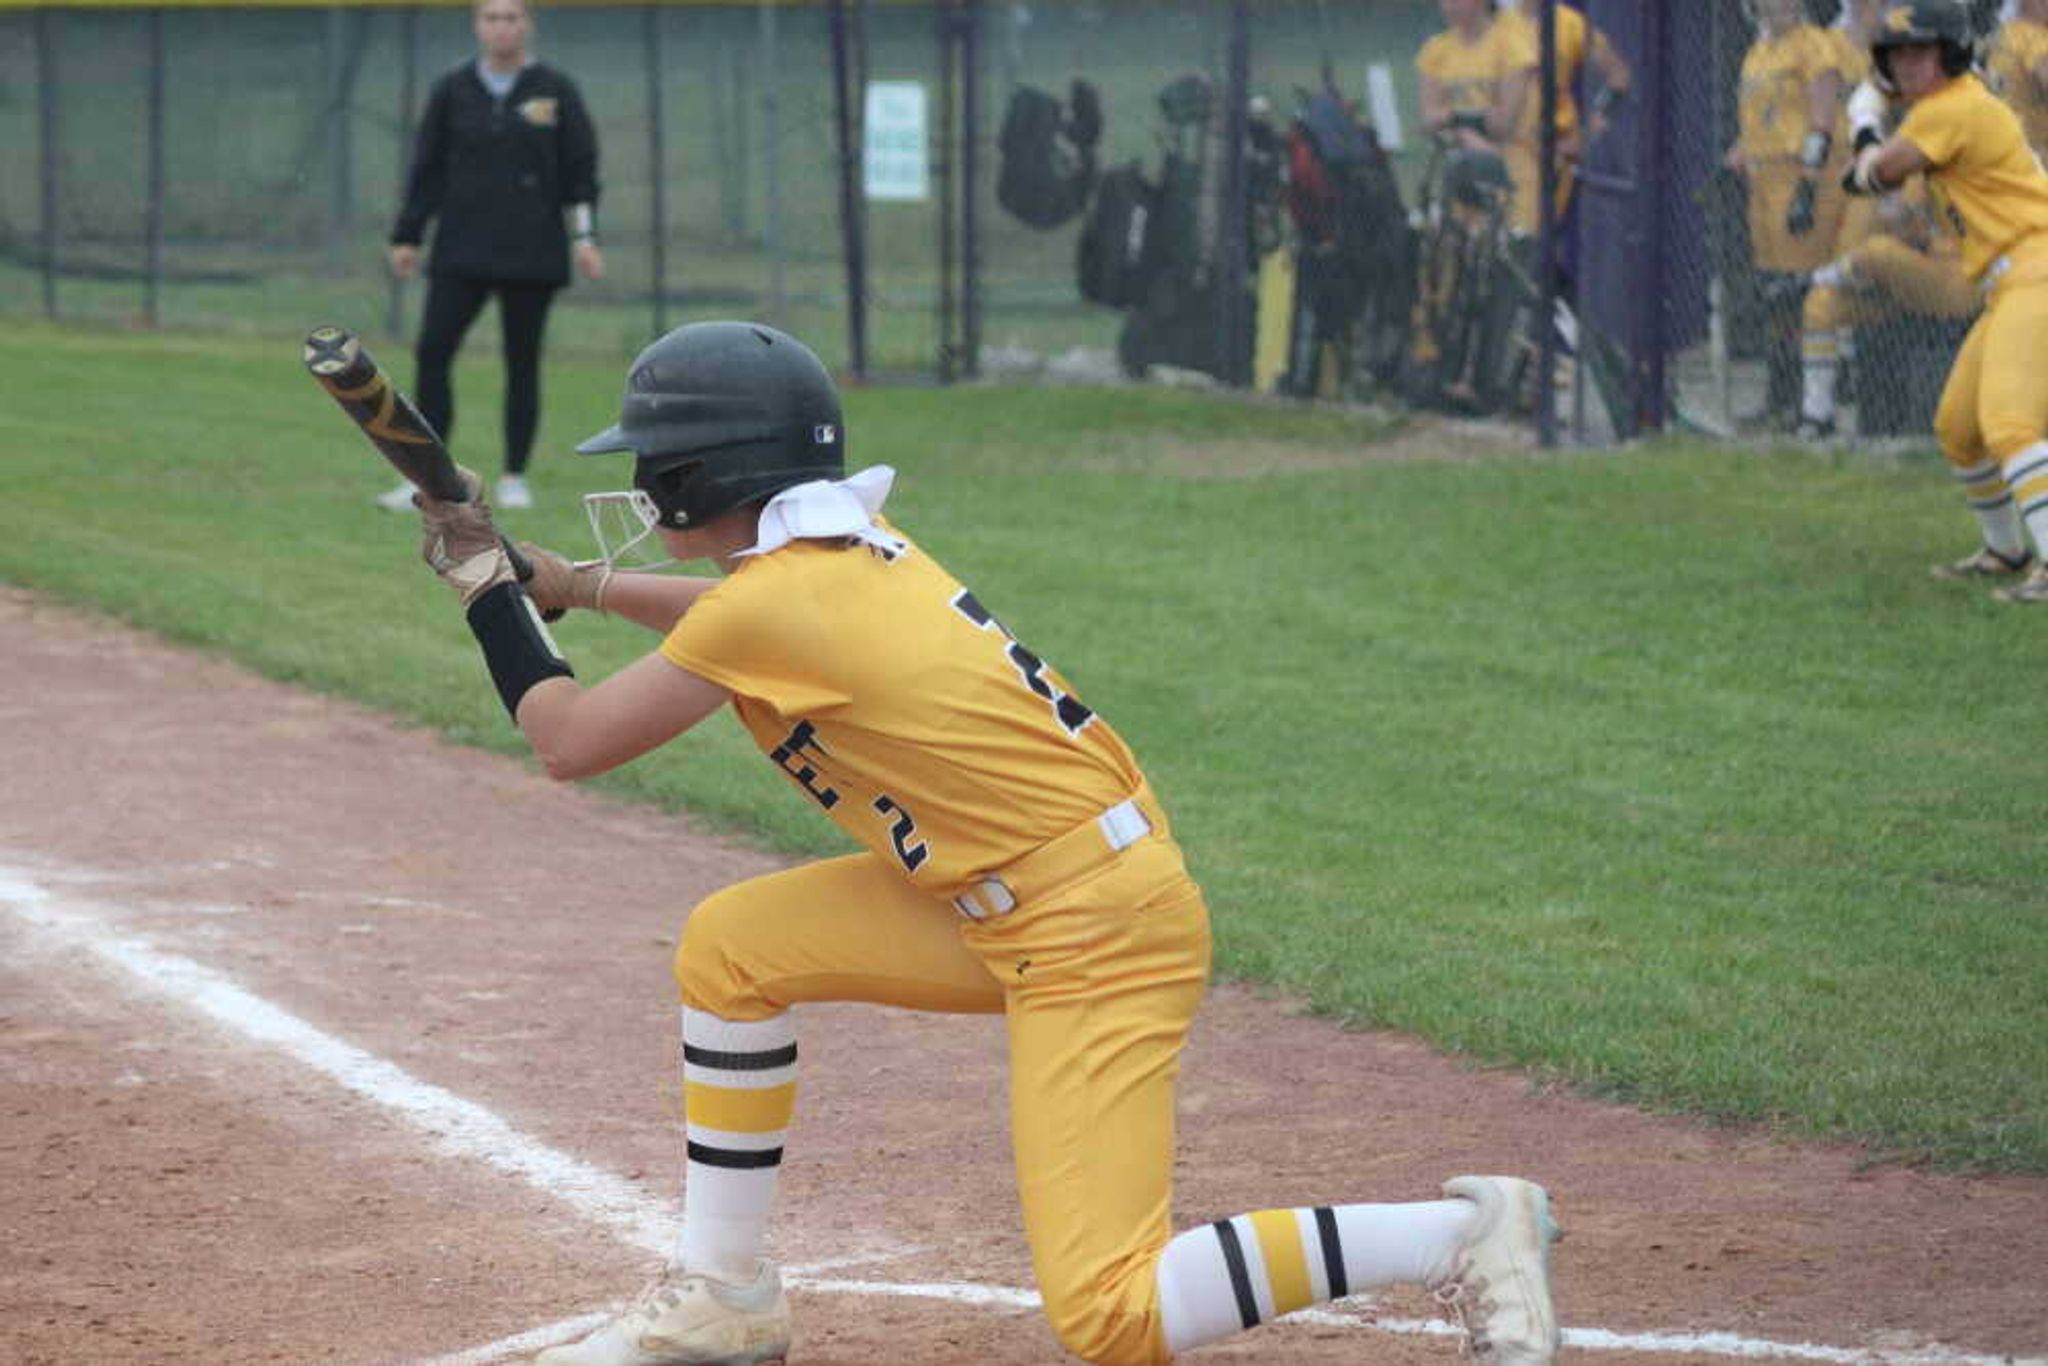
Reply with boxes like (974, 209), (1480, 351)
(1870, 0), (1978, 89)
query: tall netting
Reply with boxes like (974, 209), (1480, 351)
(0, 0), (2028, 443)
(1573, 0), (2013, 445)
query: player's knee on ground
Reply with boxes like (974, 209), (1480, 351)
(673, 888), (782, 1019)
(1034, 1250), (1170, 1366)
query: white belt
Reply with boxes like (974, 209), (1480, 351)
(951, 797), (1154, 921)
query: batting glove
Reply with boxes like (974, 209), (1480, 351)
(419, 466), (515, 607)
(516, 542), (614, 616)
(1785, 177), (1819, 236)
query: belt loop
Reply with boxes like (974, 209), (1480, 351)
(1097, 798), (1151, 851)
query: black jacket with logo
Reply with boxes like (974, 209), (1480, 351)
(391, 61), (600, 286)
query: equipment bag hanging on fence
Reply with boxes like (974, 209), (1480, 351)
(997, 79), (1105, 231)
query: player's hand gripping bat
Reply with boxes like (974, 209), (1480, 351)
(302, 325), (542, 593)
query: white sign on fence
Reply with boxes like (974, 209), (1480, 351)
(864, 81), (929, 203)
(1366, 62), (1403, 151)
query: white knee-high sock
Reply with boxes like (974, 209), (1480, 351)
(1800, 328), (1840, 425)
(1950, 455), (2029, 560)
(2002, 443), (2048, 555)
(675, 1007), (796, 1282)
(1155, 1200), (1477, 1353)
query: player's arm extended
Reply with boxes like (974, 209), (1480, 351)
(1844, 131), (1933, 194)
(597, 572), (723, 634)
(515, 651), (730, 782)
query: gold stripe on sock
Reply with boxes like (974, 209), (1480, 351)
(1249, 1208), (1313, 1316)
(685, 1080), (797, 1133)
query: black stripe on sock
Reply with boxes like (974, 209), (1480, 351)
(1212, 1219), (1260, 1330)
(1313, 1206), (1349, 1299)
(683, 1042), (798, 1072)
(686, 1141), (784, 1170)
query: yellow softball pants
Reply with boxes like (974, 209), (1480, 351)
(1934, 233), (2048, 468)
(1802, 234), (1979, 332)
(673, 812), (1213, 1366)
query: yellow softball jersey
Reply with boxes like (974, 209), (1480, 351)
(1738, 24), (1840, 161)
(662, 526), (1144, 896)
(1418, 18), (1539, 231)
(1899, 73), (2048, 279)
(1984, 18), (2048, 159)
(1496, 5), (1589, 142)
(1416, 19), (1536, 126)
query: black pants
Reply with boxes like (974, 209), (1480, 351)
(414, 276), (559, 475)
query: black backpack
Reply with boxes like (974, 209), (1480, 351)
(997, 80), (1104, 231)
(1075, 162), (1159, 308)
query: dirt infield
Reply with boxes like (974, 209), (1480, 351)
(2, 584), (2042, 1366)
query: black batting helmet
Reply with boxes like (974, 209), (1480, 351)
(576, 322), (846, 530)
(1871, 0), (1976, 90)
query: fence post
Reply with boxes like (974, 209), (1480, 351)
(646, 3), (669, 337)
(387, 6), (418, 340)
(1216, 0), (1251, 388)
(145, 7), (166, 328)
(759, 0), (786, 326)
(960, 0), (981, 377)
(1642, 0), (1670, 433)
(829, 0), (868, 378)
(936, 0), (958, 383)
(37, 7), (59, 321)
(1536, 0), (1558, 447)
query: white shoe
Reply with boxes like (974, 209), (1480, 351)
(1429, 1176), (1562, 1365)
(534, 1262), (791, 1366)
(495, 474), (533, 509)
(374, 481), (419, 511)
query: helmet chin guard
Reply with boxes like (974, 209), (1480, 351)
(581, 489), (676, 574)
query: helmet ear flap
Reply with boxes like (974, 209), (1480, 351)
(635, 455), (704, 529)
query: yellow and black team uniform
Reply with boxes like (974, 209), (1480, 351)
(1984, 14), (2048, 160)
(1496, 4), (1592, 238)
(1896, 72), (2048, 576)
(1738, 20), (1852, 272)
(1796, 28), (1978, 434)
(1736, 19), (1853, 421)
(1416, 17), (1539, 234)
(660, 524), (1204, 1364)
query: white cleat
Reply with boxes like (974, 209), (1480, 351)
(495, 474), (534, 509)
(1430, 1175), (1562, 1364)
(534, 1262), (791, 1366)
(374, 481), (419, 511)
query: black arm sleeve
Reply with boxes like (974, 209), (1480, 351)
(391, 76), (452, 245)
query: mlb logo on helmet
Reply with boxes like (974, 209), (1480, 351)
(814, 424), (838, 445)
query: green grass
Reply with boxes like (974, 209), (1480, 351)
(2, 318), (2044, 1173)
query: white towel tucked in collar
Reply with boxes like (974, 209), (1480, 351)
(737, 464), (906, 558)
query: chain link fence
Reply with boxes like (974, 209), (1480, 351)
(0, 0), (2027, 444)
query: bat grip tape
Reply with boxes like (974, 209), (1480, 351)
(466, 581), (575, 719)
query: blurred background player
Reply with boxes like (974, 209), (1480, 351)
(1794, 0), (1980, 436)
(1983, 0), (2048, 159)
(1417, 0), (1538, 236)
(1728, 0), (1852, 429)
(1844, 0), (2048, 600)
(381, 0), (603, 513)
(1496, 0), (1634, 285)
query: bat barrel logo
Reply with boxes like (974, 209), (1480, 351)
(303, 325), (359, 378)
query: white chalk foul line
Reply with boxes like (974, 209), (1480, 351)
(1, 866), (2033, 1366)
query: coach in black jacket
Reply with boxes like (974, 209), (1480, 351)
(384, 0), (602, 511)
